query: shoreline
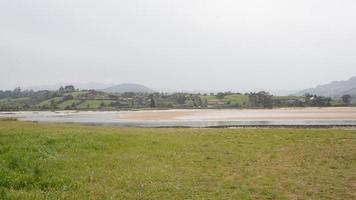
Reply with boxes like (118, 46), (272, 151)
(120, 107), (356, 121)
(1, 107), (356, 128)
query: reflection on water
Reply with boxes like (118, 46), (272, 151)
(1, 111), (356, 128)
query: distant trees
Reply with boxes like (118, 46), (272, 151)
(0, 87), (36, 99)
(149, 96), (156, 108)
(193, 95), (202, 107)
(216, 92), (226, 99)
(0, 85), (347, 111)
(248, 91), (273, 108)
(58, 85), (75, 93)
(202, 99), (208, 107)
(59, 86), (65, 93)
(13, 87), (21, 94)
(304, 93), (331, 107)
(137, 97), (144, 106)
(172, 93), (186, 105)
(122, 92), (135, 98)
(64, 85), (75, 92)
(341, 94), (351, 105)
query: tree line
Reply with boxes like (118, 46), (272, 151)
(0, 86), (354, 111)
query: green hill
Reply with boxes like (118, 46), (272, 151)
(102, 83), (155, 93)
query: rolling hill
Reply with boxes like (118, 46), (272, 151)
(102, 83), (155, 93)
(295, 76), (356, 99)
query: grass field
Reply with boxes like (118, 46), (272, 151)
(200, 94), (249, 106)
(76, 100), (112, 109)
(0, 121), (355, 199)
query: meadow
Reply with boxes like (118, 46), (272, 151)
(0, 121), (355, 199)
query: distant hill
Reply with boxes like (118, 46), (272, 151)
(295, 76), (356, 99)
(27, 82), (114, 91)
(102, 83), (155, 93)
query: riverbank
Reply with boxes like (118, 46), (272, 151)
(1, 107), (356, 128)
(120, 107), (356, 121)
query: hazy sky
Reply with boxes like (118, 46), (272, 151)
(1, 0), (356, 92)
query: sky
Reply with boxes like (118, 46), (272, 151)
(1, 0), (356, 92)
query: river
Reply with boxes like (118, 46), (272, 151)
(1, 107), (356, 127)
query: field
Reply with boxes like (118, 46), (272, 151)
(0, 121), (355, 199)
(200, 94), (249, 107)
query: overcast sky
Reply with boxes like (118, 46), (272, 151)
(1, 0), (356, 92)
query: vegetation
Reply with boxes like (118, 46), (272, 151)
(342, 94), (352, 105)
(0, 117), (17, 121)
(0, 86), (350, 111)
(0, 121), (355, 199)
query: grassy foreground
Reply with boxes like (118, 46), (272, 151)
(0, 122), (355, 199)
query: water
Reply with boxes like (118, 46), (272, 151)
(1, 110), (356, 127)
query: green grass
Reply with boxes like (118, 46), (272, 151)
(200, 95), (217, 101)
(68, 91), (90, 97)
(38, 97), (63, 107)
(201, 94), (249, 106)
(57, 100), (83, 110)
(76, 100), (112, 109)
(0, 97), (31, 108)
(0, 117), (18, 121)
(224, 94), (249, 105)
(9, 97), (31, 102)
(0, 122), (355, 199)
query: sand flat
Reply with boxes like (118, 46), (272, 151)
(120, 107), (356, 121)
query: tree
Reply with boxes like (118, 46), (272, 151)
(248, 91), (273, 108)
(193, 95), (202, 107)
(216, 92), (225, 99)
(305, 94), (331, 107)
(202, 99), (208, 107)
(248, 93), (258, 107)
(174, 93), (186, 105)
(11, 87), (22, 98)
(13, 87), (21, 93)
(259, 91), (273, 108)
(150, 97), (156, 108)
(341, 94), (351, 105)
(64, 85), (75, 92)
(59, 86), (65, 93)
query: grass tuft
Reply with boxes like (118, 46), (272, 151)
(0, 117), (18, 121)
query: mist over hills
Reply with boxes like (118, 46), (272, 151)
(27, 83), (114, 91)
(295, 76), (356, 99)
(3, 78), (356, 112)
(19, 76), (356, 99)
(27, 83), (156, 93)
(102, 83), (155, 93)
